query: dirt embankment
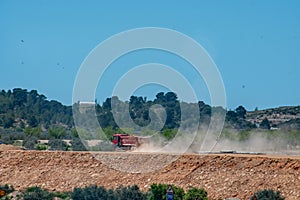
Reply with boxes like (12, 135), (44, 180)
(0, 148), (299, 200)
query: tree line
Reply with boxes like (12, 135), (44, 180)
(0, 88), (291, 142)
(0, 88), (73, 129)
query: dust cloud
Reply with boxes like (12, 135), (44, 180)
(135, 129), (300, 156)
(192, 129), (300, 155)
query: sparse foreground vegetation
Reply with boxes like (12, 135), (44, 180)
(250, 189), (285, 200)
(0, 183), (284, 200)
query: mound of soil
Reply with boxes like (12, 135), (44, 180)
(0, 144), (23, 151)
(0, 150), (299, 200)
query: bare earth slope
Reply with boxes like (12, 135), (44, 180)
(0, 149), (299, 200)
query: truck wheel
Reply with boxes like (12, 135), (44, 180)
(131, 146), (137, 151)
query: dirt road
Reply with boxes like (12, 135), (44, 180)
(0, 148), (299, 199)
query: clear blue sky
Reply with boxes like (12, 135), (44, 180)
(0, 0), (299, 110)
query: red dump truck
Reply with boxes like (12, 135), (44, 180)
(111, 133), (149, 150)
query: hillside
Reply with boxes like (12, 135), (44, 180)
(1, 88), (300, 132)
(0, 149), (299, 200)
(0, 88), (73, 129)
(246, 106), (300, 129)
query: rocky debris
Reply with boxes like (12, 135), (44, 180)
(0, 150), (299, 200)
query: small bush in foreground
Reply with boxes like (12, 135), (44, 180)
(184, 187), (208, 200)
(72, 185), (108, 200)
(115, 185), (148, 200)
(250, 189), (285, 200)
(23, 186), (53, 200)
(149, 183), (185, 200)
(71, 185), (148, 200)
(52, 191), (71, 199)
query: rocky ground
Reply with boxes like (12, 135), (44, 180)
(0, 146), (299, 200)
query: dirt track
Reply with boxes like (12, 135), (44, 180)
(0, 148), (299, 200)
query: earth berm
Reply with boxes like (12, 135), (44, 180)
(0, 146), (299, 199)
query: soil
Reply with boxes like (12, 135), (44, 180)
(0, 149), (299, 200)
(0, 144), (23, 151)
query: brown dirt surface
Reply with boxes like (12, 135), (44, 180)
(0, 144), (23, 151)
(0, 150), (299, 200)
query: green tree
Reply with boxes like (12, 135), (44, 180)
(48, 126), (67, 139)
(71, 185), (148, 200)
(153, 92), (181, 129)
(76, 128), (93, 140)
(3, 115), (14, 128)
(235, 105), (247, 119)
(184, 188), (208, 200)
(72, 185), (108, 200)
(149, 183), (168, 200)
(0, 88), (74, 130)
(226, 110), (238, 123)
(12, 88), (27, 107)
(102, 126), (115, 140)
(23, 186), (54, 200)
(23, 136), (38, 150)
(149, 183), (184, 200)
(115, 185), (148, 200)
(71, 128), (79, 138)
(71, 138), (87, 151)
(260, 118), (271, 129)
(24, 126), (42, 138)
(28, 115), (38, 127)
(250, 189), (285, 200)
(97, 97), (117, 128)
(162, 129), (178, 140)
(48, 139), (68, 151)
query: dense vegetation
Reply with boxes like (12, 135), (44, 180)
(72, 185), (148, 200)
(0, 88), (299, 150)
(250, 189), (285, 200)
(0, 88), (257, 131)
(0, 89), (73, 129)
(0, 183), (284, 200)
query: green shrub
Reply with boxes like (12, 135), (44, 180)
(48, 126), (67, 139)
(23, 186), (53, 200)
(184, 187), (208, 200)
(149, 183), (168, 200)
(36, 143), (48, 150)
(115, 185), (148, 200)
(22, 136), (38, 150)
(12, 140), (23, 147)
(70, 138), (87, 151)
(72, 185), (109, 200)
(149, 183), (184, 200)
(250, 189), (285, 200)
(71, 185), (148, 200)
(0, 183), (210, 200)
(52, 191), (71, 199)
(48, 139), (68, 151)
(162, 129), (178, 140)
